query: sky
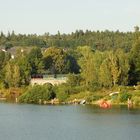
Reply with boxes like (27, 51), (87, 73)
(0, 0), (140, 34)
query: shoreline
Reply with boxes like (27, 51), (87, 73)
(1, 99), (140, 108)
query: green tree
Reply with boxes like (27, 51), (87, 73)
(78, 47), (107, 89)
(129, 38), (140, 84)
(43, 47), (67, 74)
(27, 47), (44, 75)
(77, 46), (96, 87)
(5, 62), (21, 87)
(17, 56), (31, 85)
(99, 59), (112, 87)
(0, 51), (6, 70)
(116, 49), (130, 85)
(108, 51), (121, 86)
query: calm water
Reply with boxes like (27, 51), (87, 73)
(0, 103), (140, 140)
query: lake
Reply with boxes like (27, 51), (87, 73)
(0, 103), (140, 140)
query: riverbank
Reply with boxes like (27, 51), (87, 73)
(0, 85), (140, 107)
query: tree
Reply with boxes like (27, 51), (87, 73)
(108, 51), (121, 86)
(64, 50), (80, 74)
(0, 51), (6, 70)
(77, 46), (96, 87)
(116, 49), (130, 85)
(17, 56), (31, 85)
(98, 50), (129, 87)
(134, 26), (139, 32)
(99, 59), (112, 87)
(43, 47), (67, 74)
(5, 62), (21, 87)
(13, 65), (21, 87)
(129, 38), (140, 84)
(27, 47), (44, 75)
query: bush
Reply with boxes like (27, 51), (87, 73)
(19, 84), (55, 103)
(55, 84), (69, 102)
(119, 90), (132, 103)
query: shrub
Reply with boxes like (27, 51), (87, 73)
(55, 84), (69, 102)
(119, 90), (132, 103)
(19, 84), (55, 103)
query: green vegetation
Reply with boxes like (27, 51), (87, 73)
(19, 84), (55, 104)
(0, 27), (140, 106)
(55, 84), (69, 102)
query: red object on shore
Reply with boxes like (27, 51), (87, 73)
(99, 101), (111, 108)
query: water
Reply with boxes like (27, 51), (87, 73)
(0, 103), (140, 140)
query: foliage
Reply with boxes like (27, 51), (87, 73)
(27, 47), (44, 75)
(77, 46), (130, 90)
(19, 84), (55, 103)
(129, 38), (140, 84)
(99, 58), (113, 87)
(119, 90), (132, 103)
(67, 73), (82, 87)
(0, 27), (140, 102)
(4, 61), (21, 88)
(43, 47), (67, 74)
(17, 56), (31, 85)
(67, 91), (92, 101)
(43, 47), (79, 74)
(0, 29), (135, 51)
(77, 46), (96, 87)
(55, 84), (69, 102)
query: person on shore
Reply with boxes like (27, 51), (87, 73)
(128, 98), (133, 108)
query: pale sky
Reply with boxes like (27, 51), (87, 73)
(0, 0), (140, 34)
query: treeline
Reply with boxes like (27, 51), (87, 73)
(0, 27), (140, 90)
(0, 26), (140, 51)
